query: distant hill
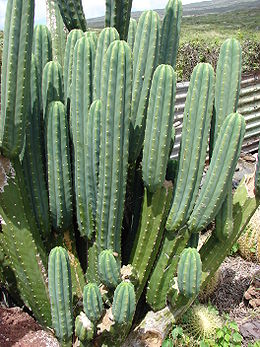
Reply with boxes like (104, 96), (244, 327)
(88, 0), (260, 28)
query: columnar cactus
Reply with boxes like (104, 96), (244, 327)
(105, 0), (133, 40)
(22, 55), (50, 237)
(70, 35), (96, 238)
(1, 0), (259, 345)
(47, 101), (73, 231)
(0, 0), (34, 158)
(42, 61), (64, 120)
(142, 64), (177, 192)
(56, 0), (87, 31)
(129, 10), (160, 162)
(93, 27), (119, 100)
(159, 0), (182, 68)
(63, 29), (84, 103)
(32, 24), (53, 106)
(166, 63), (215, 233)
(127, 18), (137, 51)
(96, 40), (132, 254)
(48, 247), (73, 345)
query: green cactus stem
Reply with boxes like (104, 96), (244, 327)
(129, 10), (160, 162)
(83, 283), (104, 322)
(85, 100), (102, 225)
(48, 247), (73, 345)
(47, 101), (73, 231)
(33, 24), (53, 109)
(159, 0), (182, 68)
(98, 249), (121, 288)
(166, 63), (215, 232)
(188, 113), (245, 233)
(93, 27), (119, 101)
(22, 55), (50, 238)
(105, 0), (133, 40)
(127, 18), (137, 51)
(112, 281), (136, 325)
(177, 248), (202, 298)
(96, 40), (132, 254)
(0, 156), (51, 326)
(70, 36), (96, 238)
(46, 0), (67, 67)
(130, 186), (173, 301)
(142, 64), (176, 193)
(63, 29), (84, 104)
(0, 0), (34, 158)
(147, 113), (245, 310)
(42, 61), (64, 121)
(213, 38), (242, 242)
(56, 0), (87, 31)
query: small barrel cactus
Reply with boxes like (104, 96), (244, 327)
(177, 247), (202, 298)
(83, 283), (104, 322)
(112, 281), (136, 325)
(98, 249), (121, 288)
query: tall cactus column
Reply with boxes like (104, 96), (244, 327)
(0, 0), (34, 158)
(96, 40), (132, 255)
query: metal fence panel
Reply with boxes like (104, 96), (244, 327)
(172, 70), (260, 158)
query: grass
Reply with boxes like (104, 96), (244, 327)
(175, 9), (260, 80)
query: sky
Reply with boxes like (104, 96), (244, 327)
(0, 0), (202, 29)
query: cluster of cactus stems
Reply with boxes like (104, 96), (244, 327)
(0, 0), (259, 346)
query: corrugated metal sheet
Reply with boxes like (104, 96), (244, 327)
(172, 70), (260, 158)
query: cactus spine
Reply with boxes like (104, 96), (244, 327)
(98, 249), (121, 288)
(56, 0), (87, 31)
(47, 101), (73, 231)
(129, 10), (161, 162)
(177, 248), (202, 298)
(159, 0), (182, 68)
(142, 64), (177, 192)
(0, 0), (34, 158)
(48, 247), (73, 345)
(112, 281), (136, 325)
(96, 40), (132, 254)
(166, 63), (215, 232)
(83, 283), (104, 322)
